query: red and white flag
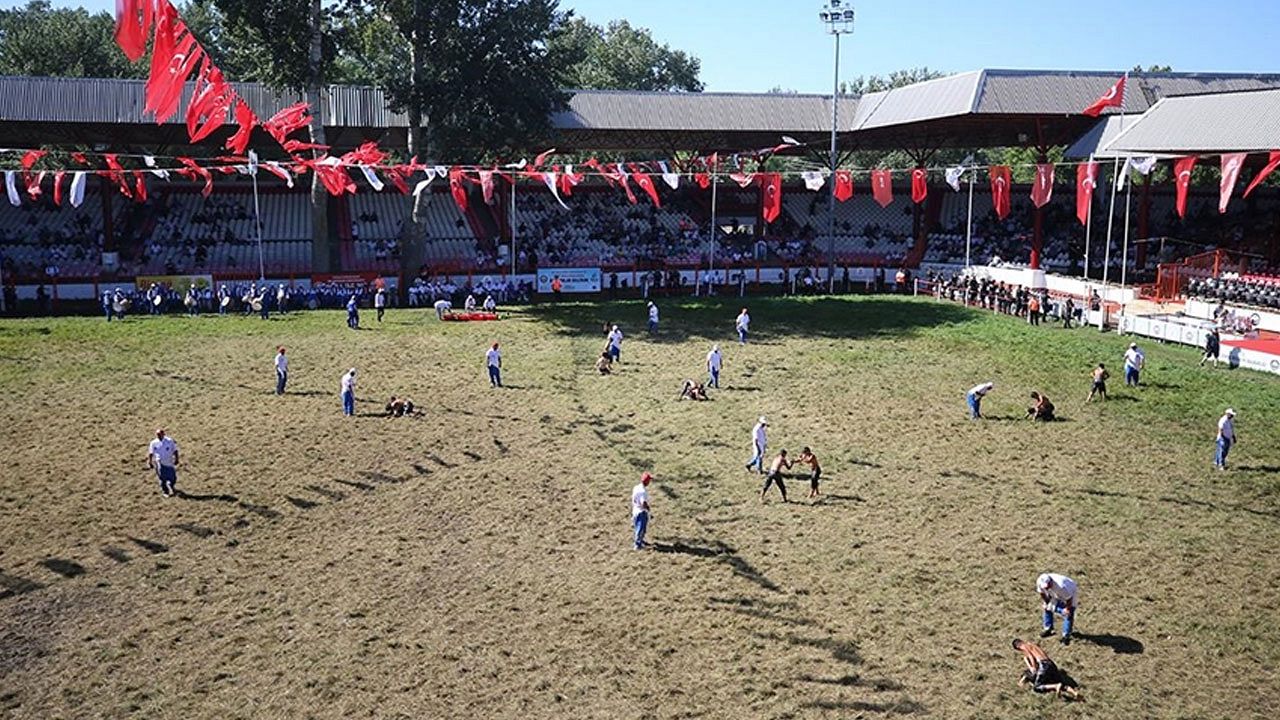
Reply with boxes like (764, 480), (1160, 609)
(1243, 150), (1280, 198)
(871, 169), (893, 208)
(1173, 155), (1197, 218)
(833, 170), (854, 202)
(910, 168), (928, 204)
(759, 173), (783, 224)
(1075, 161), (1098, 225)
(989, 165), (1012, 219)
(1031, 163), (1054, 208)
(1082, 74), (1126, 117)
(1219, 153), (1247, 213)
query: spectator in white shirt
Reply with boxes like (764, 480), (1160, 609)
(1215, 408), (1237, 470)
(1037, 572), (1079, 645)
(146, 428), (180, 497)
(1123, 343), (1145, 387)
(340, 368), (357, 416)
(706, 344), (723, 388)
(631, 472), (652, 550)
(483, 294), (496, 312)
(274, 346), (288, 395)
(434, 298), (452, 320)
(745, 416), (768, 474)
(486, 343), (502, 388)
(647, 301), (659, 334)
(374, 287), (387, 322)
(606, 325), (623, 362)
(967, 382), (994, 419)
(736, 308), (751, 345)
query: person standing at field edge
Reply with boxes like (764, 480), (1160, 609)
(631, 472), (652, 550)
(736, 308), (751, 345)
(274, 346), (288, 395)
(1037, 572), (1078, 645)
(706, 344), (722, 388)
(146, 428), (180, 497)
(746, 416), (768, 474)
(375, 286), (387, 323)
(1215, 408), (1237, 470)
(606, 324), (623, 363)
(1123, 343), (1145, 387)
(647, 301), (659, 334)
(967, 381), (994, 419)
(486, 342), (503, 388)
(346, 294), (360, 329)
(340, 368), (357, 416)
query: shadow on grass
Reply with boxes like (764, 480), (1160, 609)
(1075, 632), (1144, 654)
(1238, 465), (1280, 474)
(651, 537), (780, 592)
(1075, 487), (1280, 521)
(175, 490), (239, 503)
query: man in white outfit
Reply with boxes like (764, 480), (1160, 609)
(606, 324), (623, 363)
(146, 428), (180, 497)
(274, 346), (288, 395)
(1215, 408), (1237, 470)
(1037, 572), (1079, 645)
(648, 301), (659, 334)
(736, 308), (751, 344)
(706, 344), (722, 388)
(745, 416), (768, 474)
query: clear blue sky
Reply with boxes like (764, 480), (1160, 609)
(21, 0), (1280, 93)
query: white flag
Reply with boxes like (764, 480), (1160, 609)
(945, 166), (965, 192)
(543, 171), (569, 210)
(360, 166), (385, 192)
(800, 171), (826, 191)
(433, 165), (447, 178)
(412, 179), (432, 198)
(69, 171), (86, 208)
(142, 155), (170, 180)
(266, 161), (294, 188)
(1117, 155), (1158, 190)
(247, 150), (259, 176)
(658, 161), (680, 190)
(4, 171), (19, 206)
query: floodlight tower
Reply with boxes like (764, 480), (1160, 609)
(819, 1), (854, 290)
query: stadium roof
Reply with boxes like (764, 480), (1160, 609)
(1103, 88), (1280, 155)
(1, 69), (1279, 154)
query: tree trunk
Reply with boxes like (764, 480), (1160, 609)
(306, 0), (332, 274)
(399, 11), (428, 300)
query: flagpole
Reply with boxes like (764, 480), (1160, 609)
(251, 155), (265, 282)
(1083, 156), (1094, 281)
(964, 167), (974, 269)
(1120, 172), (1133, 294)
(708, 167), (718, 288)
(510, 178), (517, 283)
(1101, 155), (1121, 329)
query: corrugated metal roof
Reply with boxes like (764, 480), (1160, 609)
(848, 71), (983, 131)
(1105, 88), (1280, 154)
(551, 90), (858, 132)
(976, 69), (1280, 115)
(1063, 116), (1143, 159)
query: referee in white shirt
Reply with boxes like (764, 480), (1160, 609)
(1215, 408), (1237, 470)
(147, 428), (180, 497)
(274, 346), (288, 395)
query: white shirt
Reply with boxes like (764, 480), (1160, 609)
(434, 299), (452, 312)
(707, 349), (722, 371)
(649, 305), (659, 322)
(736, 312), (750, 330)
(1038, 573), (1079, 607)
(275, 353), (288, 373)
(752, 422), (767, 450)
(969, 382), (994, 397)
(607, 329), (623, 349)
(374, 290), (386, 308)
(341, 372), (356, 394)
(486, 348), (502, 367)
(148, 437), (179, 467)
(1124, 348), (1145, 370)
(465, 296), (476, 310)
(483, 296), (496, 311)
(1218, 415), (1235, 441)
(631, 483), (649, 517)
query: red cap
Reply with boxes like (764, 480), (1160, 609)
(641, 472), (652, 484)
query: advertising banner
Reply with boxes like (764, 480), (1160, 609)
(537, 267), (601, 293)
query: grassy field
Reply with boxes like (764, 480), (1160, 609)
(1, 295), (1279, 719)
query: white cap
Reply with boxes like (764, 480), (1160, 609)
(712, 344), (719, 351)
(758, 415), (768, 424)
(1129, 343), (1137, 349)
(1036, 573), (1052, 592)
(612, 324), (618, 331)
(349, 367), (357, 375)
(1225, 408), (1235, 416)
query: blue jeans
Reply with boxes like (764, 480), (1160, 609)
(347, 310), (359, 328)
(276, 370), (287, 395)
(104, 305), (112, 321)
(1216, 437), (1232, 467)
(1043, 602), (1074, 638)
(488, 365), (502, 387)
(1125, 366), (1140, 386)
(648, 320), (658, 333)
(966, 392), (981, 419)
(746, 444), (766, 473)
(342, 390), (355, 416)
(156, 465), (177, 495)
(738, 327), (748, 344)
(609, 346), (620, 362)
(709, 368), (719, 388)
(633, 511), (649, 549)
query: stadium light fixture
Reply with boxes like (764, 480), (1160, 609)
(819, 1), (854, 289)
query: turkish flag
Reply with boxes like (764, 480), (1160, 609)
(114, 0), (154, 62)
(224, 100), (257, 156)
(449, 167), (468, 213)
(478, 170), (496, 205)
(1030, 164), (1054, 208)
(759, 173), (782, 224)
(1075, 161), (1099, 225)
(1083, 75), (1126, 117)
(1243, 150), (1280, 198)
(834, 170), (854, 202)
(871, 169), (893, 208)
(1219, 153), (1247, 214)
(989, 165), (1012, 220)
(1173, 156), (1197, 218)
(633, 170), (662, 208)
(911, 168), (928, 204)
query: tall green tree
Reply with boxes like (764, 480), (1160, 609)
(0, 0), (143, 78)
(841, 67), (946, 96)
(551, 17), (703, 92)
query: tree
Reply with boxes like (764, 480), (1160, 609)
(1132, 64), (1173, 73)
(0, 1), (143, 78)
(552, 17), (703, 92)
(841, 67), (947, 96)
